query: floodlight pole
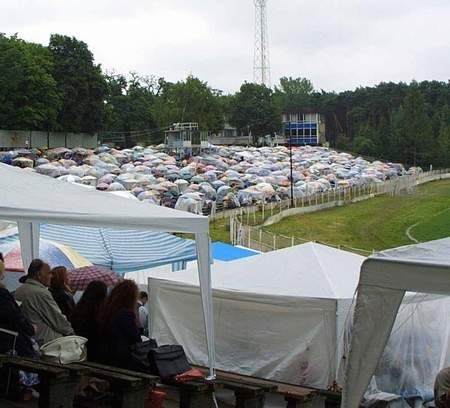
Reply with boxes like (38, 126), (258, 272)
(289, 122), (294, 207)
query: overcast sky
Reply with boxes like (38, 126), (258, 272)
(2, 0), (450, 93)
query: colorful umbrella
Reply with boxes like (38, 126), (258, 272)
(69, 266), (121, 291)
(4, 239), (92, 272)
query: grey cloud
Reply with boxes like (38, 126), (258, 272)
(1, 0), (449, 92)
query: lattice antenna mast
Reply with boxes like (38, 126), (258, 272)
(253, 0), (271, 86)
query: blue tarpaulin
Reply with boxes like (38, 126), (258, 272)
(211, 242), (259, 262)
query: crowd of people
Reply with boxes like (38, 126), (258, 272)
(0, 256), (150, 399)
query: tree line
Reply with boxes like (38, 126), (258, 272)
(0, 33), (449, 167)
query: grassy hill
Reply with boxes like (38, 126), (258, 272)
(210, 179), (450, 253)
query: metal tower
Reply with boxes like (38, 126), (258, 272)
(253, 0), (270, 86)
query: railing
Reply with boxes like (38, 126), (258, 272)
(227, 169), (450, 254)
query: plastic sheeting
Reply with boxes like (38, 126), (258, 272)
(342, 238), (450, 408)
(149, 280), (337, 388)
(147, 242), (365, 388)
(369, 294), (450, 402)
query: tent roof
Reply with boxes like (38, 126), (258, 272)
(359, 237), (450, 294)
(0, 163), (208, 233)
(372, 237), (450, 264)
(148, 242), (365, 299)
(342, 238), (450, 408)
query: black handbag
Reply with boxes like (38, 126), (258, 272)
(129, 338), (158, 371)
(148, 345), (191, 380)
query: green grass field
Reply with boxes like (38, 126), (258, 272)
(210, 179), (450, 252)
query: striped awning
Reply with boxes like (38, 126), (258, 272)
(0, 225), (197, 275)
(40, 224), (197, 274)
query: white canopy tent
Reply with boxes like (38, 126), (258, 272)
(342, 238), (450, 408)
(146, 242), (365, 388)
(0, 163), (216, 378)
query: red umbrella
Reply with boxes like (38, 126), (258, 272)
(69, 266), (121, 291)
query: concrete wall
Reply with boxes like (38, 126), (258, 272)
(262, 195), (375, 227)
(30, 131), (48, 148)
(48, 132), (66, 148)
(0, 130), (29, 148)
(0, 130), (98, 149)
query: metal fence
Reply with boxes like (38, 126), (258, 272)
(228, 169), (450, 254)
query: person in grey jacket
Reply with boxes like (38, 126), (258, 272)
(15, 259), (73, 346)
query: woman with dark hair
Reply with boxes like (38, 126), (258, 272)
(100, 280), (144, 371)
(71, 281), (107, 362)
(49, 266), (75, 322)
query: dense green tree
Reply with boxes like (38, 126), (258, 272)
(104, 73), (159, 130)
(435, 104), (450, 167)
(0, 34), (60, 130)
(274, 76), (314, 114)
(392, 85), (433, 166)
(49, 34), (106, 133)
(151, 76), (224, 132)
(278, 76), (314, 95)
(229, 82), (280, 142)
(352, 124), (380, 157)
(307, 81), (445, 165)
(103, 73), (161, 145)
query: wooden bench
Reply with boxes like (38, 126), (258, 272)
(277, 384), (320, 408)
(194, 366), (323, 408)
(176, 380), (215, 408)
(12, 357), (159, 408)
(219, 379), (275, 408)
(190, 368), (276, 408)
(0, 354), (161, 408)
(73, 361), (159, 408)
(154, 377), (219, 408)
(319, 390), (341, 408)
(0, 354), (81, 408)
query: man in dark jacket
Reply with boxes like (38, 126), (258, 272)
(0, 260), (35, 357)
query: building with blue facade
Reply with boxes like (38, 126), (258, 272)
(164, 122), (211, 154)
(282, 111), (325, 146)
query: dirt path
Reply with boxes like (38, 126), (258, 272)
(405, 207), (450, 244)
(405, 223), (420, 243)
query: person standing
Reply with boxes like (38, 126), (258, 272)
(100, 280), (145, 371)
(137, 291), (149, 336)
(49, 266), (75, 322)
(15, 259), (73, 346)
(71, 281), (107, 362)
